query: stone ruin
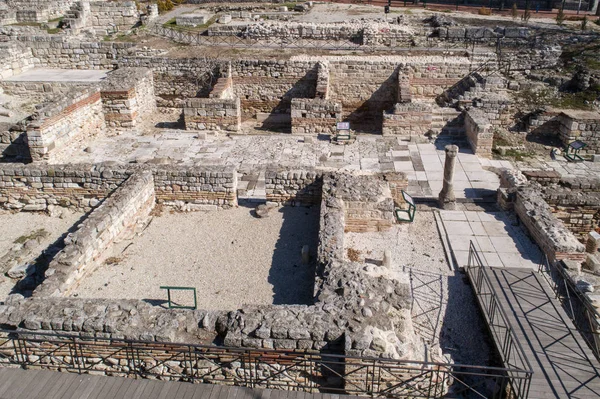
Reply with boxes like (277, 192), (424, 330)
(0, 0), (599, 396)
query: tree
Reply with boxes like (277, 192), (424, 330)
(582, 14), (588, 30)
(521, 3), (531, 23)
(511, 2), (518, 20)
(556, 7), (565, 26)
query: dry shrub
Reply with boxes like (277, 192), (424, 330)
(347, 248), (361, 262)
(478, 7), (492, 15)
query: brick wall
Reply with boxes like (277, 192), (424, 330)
(557, 111), (600, 155)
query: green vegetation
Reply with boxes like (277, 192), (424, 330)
(163, 14), (218, 32)
(556, 7), (565, 26)
(511, 3), (518, 20)
(492, 147), (533, 161)
(13, 229), (49, 245)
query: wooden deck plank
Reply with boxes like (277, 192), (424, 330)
(46, 372), (82, 399)
(0, 368), (28, 397)
(2, 369), (40, 398)
(193, 381), (214, 399)
(472, 267), (600, 399)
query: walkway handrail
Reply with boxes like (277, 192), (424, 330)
(466, 241), (534, 398)
(0, 328), (533, 398)
(538, 254), (600, 361)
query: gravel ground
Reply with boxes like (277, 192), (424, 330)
(345, 209), (492, 367)
(70, 206), (320, 310)
(0, 211), (83, 300)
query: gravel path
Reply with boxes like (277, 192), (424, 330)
(345, 210), (492, 366)
(70, 206), (320, 310)
(0, 211), (83, 300)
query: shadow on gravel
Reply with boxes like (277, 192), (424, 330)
(268, 205), (321, 306)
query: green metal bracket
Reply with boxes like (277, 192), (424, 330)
(564, 140), (586, 163)
(160, 286), (197, 309)
(394, 190), (416, 223)
(336, 132), (351, 141)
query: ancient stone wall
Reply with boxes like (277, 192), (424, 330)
(290, 98), (341, 135)
(153, 166), (237, 209)
(230, 60), (317, 117)
(0, 80), (95, 98)
(26, 88), (106, 161)
(0, 164), (238, 212)
(464, 108), (493, 158)
(183, 97), (241, 132)
(557, 111), (600, 155)
(88, 1), (140, 36)
(315, 61), (329, 100)
(265, 167), (322, 205)
(117, 57), (219, 108)
(0, 122), (29, 161)
(514, 187), (586, 262)
(16, 36), (136, 69)
(382, 102), (432, 137)
(0, 42), (34, 79)
(33, 170), (155, 298)
(543, 189), (600, 237)
(8, 0), (79, 21)
(101, 67), (156, 129)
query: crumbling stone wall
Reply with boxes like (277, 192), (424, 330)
(7, 0), (79, 22)
(382, 102), (432, 137)
(183, 97), (241, 132)
(543, 188), (600, 237)
(101, 67), (156, 129)
(0, 122), (29, 161)
(26, 88), (106, 161)
(515, 187), (586, 262)
(464, 108), (493, 158)
(33, 170), (155, 298)
(290, 98), (341, 135)
(315, 61), (329, 100)
(0, 80), (96, 98)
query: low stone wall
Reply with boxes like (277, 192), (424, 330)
(0, 123), (29, 161)
(153, 166), (237, 209)
(26, 88), (106, 161)
(464, 108), (493, 158)
(540, 186), (600, 238)
(0, 80), (95, 98)
(0, 42), (34, 79)
(265, 167), (322, 205)
(184, 97), (241, 132)
(101, 67), (156, 129)
(515, 187), (586, 262)
(0, 164), (238, 212)
(33, 170), (155, 298)
(290, 98), (341, 135)
(382, 102), (432, 137)
(16, 36), (136, 69)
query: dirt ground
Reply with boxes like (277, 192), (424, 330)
(69, 205), (321, 310)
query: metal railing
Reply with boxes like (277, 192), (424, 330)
(466, 241), (533, 399)
(538, 254), (600, 361)
(0, 329), (532, 398)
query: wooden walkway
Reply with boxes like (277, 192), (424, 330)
(0, 368), (351, 399)
(482, 267), (600, 399)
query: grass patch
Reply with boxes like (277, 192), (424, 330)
(13, 228), (49, 245)
(163, 14), (218, 32)
(10, 22), (42, 27)
(492, 148), (532, 161)
(46, 28), (61, 34)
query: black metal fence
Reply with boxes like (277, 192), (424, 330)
(538, 255), (600, 361)
(0, 329), (532, 398)
(466, 241), (533, 399)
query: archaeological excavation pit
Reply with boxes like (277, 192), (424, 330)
(69, 205), (321, 310)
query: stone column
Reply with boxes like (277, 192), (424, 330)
(438, 145), (459, 210)
(586, 231), (600, 254)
